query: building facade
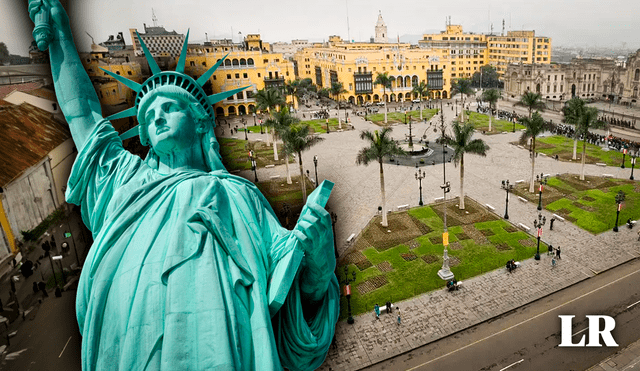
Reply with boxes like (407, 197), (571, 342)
(294, 36), (452, 104)
(271, 40), (311, 60)
(419, 25), (552, 79)
(504, 50), (640, 106)
(374, 11), (388, 44)
(129, 24), (185, 57)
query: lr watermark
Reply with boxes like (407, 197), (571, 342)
(559, 315), (619, 347)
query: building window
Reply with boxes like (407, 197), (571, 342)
(227, 74), (231, 79)
(243, 73), (248, 78)
(235, 73), (240, 78)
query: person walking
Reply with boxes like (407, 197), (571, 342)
(396, 307), (401, 325)
(548, 244), (554, 256)
(374, 304), (380, 320)
(552, 257), (557, 268)
(556, 246), (561, 260)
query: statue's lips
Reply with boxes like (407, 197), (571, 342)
(156, 127), (170, 134)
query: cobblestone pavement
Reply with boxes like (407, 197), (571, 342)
(222, 99), (639, 370)
(588, 338), (640, 371)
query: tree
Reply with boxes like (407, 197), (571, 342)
(517, 91), (545, 119)
(265, 108), (298, 184)
(355, 128), (407, 227)
(285, 78), (313, 110)
(374, 72), (393, 124)
(482, 88), (502, 132)
(519, 112), (551, 193)
(0, 42), (9, 64)
(412, 81), (430, 121)
(330, 81), (348, 128)
(283, 124), (325, 203)
(470, 65), (502, 89)
(255, 88), (286, 160)
(564, 98), (607, 180)
(444, 121), (490, 210)
(563, 97), (584, 160)
(317, 87), (330, 100)
(450, 78), (474, 123)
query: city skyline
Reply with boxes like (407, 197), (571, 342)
(2, 0), (640, 57)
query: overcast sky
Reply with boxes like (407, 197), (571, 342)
(3, 0), (639, 56)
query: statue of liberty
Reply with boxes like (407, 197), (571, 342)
(28, 1), (339, 370)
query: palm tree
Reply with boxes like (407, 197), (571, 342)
(450, 78), (474, 123)
(285, 78), (313, 111)
(356, 128), (407, 227)
(443, 121), (490, 210)
(265, 108), (298, 184)
(517, 91), (546, 119)
(374, 72), (393, 124)
(412, 81), (430, 121)
(482, 88), (502, 132)
(283, 124), (325, 203)
(519, 112), (551, 193)
(563, 97), (585, 161)
(330, 81), (348, 128)
(563, 98), (607, 180)
(255, 88), (286, 160)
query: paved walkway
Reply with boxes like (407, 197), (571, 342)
(588, 338), (640, 371)
(222, 99), (639, 370)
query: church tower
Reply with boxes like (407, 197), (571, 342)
(374, 11), (387, 43)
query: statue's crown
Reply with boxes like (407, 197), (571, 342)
(102, 30), (249, 141)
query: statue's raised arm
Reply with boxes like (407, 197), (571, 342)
(28, 0), (103, 151)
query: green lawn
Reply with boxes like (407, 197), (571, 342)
(464, 112), (524, 134)
(368, 109), (439, 125)
(542, 175), (640, 234)
(218, 138), (291, 171)
(337, 198), (543, 319)
(300, 118), (343, 133)
(536, 135), (634, 167)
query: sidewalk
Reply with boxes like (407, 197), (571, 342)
(588, 339), (640, 371)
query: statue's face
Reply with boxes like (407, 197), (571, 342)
(145, 96), (200, 155)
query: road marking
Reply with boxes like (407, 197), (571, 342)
(59, 336), (72, 358)
(572, 327), (589, 337)
(627, 300), (640, 309)
(499, 359), (524, 371)
(405, 268), (640, 371)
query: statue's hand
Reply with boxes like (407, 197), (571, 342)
(28, 0), (71, 50)
(293, 202), (335, 301)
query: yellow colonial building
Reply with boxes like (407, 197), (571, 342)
(419, 24), (552, 79)
(294, 36), (453, 104)
(184, 34), (296, 117)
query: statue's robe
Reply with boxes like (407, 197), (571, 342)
(69, 122), (339, 370)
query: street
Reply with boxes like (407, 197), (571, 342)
(363, 257), (640, 371)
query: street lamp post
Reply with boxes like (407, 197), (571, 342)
(613, 190), (625, 232)
(437, 100), (454, 281)
(313, 155), (319, 187)
(501, 180), (514, 220)
(405, 113), (414, 148)
(341, 265), (357, 324)
(242, 118), (248, 140)
(331, 212), (338, 259)
(621, 146), (628, 168)
(536, 173), (549, 211)
(259, 115), (264, 134)
(249, 150), (258, 182)
(512, 110), (517, 133)
(533, 213), (546, 260)
(630, 154), (636, 180)
(415, 169), (426, 206)
(326, 118), (330, 134)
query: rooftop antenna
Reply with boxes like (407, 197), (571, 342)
(346, 0), (351, 42)
(502, 19), (505, 36)
(85, 31), (96, 45)
(151, 8), (158, 27)
(490, 23), (494, 35)
(205, 32), (209, 43)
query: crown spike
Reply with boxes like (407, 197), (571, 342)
(197, 53), (229, 86)
(176, 29), (190, 73)
(106, 106), (139, 121)
(119, 125), (141, 140)
(136, 31), (161, 75)
(208, 85), (251, 105)
(100, 68), (142, 93)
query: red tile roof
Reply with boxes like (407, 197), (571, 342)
(0, 81), (44, 100)
(0, 103), (71, 186)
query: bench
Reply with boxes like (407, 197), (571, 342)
(518, 223), (531, 231)
(346, 233), (356, 244)
(397, 204), (410, 211)
(377, 303), (394, 314)
(518, 196), (528, 203)
(552, 214), (565, 222)
(596, 162), (607, 167)
(515, 179), (525, 184)
(602, 174), (614, 178)
(434, 196), (444, 201)
(269, 175), (280, 179)
(485, 204), (495, 211)
(264, 164), (275, 168)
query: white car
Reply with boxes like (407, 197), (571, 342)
(376, 101), (385, 106)
(412, 99), (421, 103)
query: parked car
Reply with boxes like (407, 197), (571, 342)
(376, 101), (385, 106)
(412, 99), (421, 103)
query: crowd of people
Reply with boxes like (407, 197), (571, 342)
(599, 115), (637, 130)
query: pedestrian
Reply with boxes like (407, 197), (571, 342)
(385, 300), (392, 314)
(548, 244), (554, 256)
(396, 308), (401, 325)
(556, 246), (561, 259)
(374, 304), (380, 319)
(550, 217), (556, 231)
(552, 257), (557, 268)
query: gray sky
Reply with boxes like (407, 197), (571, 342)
(3, 0), (640, 56)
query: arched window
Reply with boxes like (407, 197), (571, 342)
(247, 58), (254, 66)
(232, 59), (239, 66)
(224, 59), (231, 67)
(635, 69), (640, 81)
(240, 58), (247, 66)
